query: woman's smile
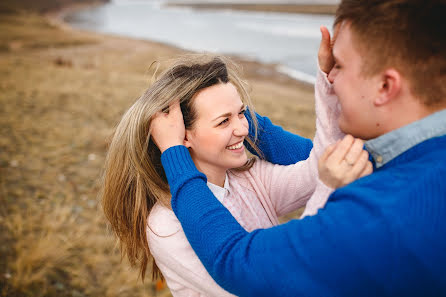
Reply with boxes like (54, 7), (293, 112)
(226, 140), (245, 152)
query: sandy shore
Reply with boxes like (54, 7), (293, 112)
(0, 4), (316, 296)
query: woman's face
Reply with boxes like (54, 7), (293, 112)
(185, 82), (249, 178)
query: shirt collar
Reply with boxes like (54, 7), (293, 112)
(365, 109), (446, 168)
(207, 174), (230, 203)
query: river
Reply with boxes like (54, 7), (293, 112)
(64, 0), (334, 84)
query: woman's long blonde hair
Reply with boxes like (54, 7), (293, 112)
(101, 54), (261, 281)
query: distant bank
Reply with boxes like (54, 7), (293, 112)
(1, 0), (109, 13)
(166, 2), (338, 15)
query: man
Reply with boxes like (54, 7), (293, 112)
(152, 0), (446, 296)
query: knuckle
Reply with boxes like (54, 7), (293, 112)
(360, 150), (368, 160)
(355, 138), (364, 146)
(344, 134), (354, 142)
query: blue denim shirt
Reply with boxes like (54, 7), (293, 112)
(365, 109), (446, 168)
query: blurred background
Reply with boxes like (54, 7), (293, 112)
(0, 0), (337, 296)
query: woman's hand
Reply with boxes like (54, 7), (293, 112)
(318, 135), (373, 189)
(150, 101), (186, 153)
(318, 25), (335, 74)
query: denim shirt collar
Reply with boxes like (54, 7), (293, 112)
(365, 109), (446, 168)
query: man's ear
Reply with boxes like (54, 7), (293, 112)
(183, 130), (192, 148)
(375, 68), (402, 106)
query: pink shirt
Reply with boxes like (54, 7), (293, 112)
(147, 69), (344, 296)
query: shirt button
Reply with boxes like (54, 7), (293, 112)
(376, 155), (383, 163)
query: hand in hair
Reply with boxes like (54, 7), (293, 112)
(318, 25), (335, 74)
(150, 101), (186, 153)
(318, 135), (373, 189)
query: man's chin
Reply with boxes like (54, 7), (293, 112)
(339, 121), (363, 139)
(338, 119), (352, 135)
(340, 125), (374, 141)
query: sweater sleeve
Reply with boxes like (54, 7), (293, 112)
(251, 68), (343, 216)
(245, 109), (313, 165)
(162, 146), (395, 297)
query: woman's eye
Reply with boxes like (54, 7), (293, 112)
(334, 63), (341, 69)
(218, 118), (229, 126)
(239, 109), (246, 116)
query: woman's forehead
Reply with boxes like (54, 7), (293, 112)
(193, 83), (243, 118)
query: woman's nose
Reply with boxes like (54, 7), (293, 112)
(233, 117), (248, 136)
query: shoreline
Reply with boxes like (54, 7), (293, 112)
(48, 0), (317, 90)
(166, 2), (338, 15)
(48, 2), (316, 88)
(44, 0), (108, 23)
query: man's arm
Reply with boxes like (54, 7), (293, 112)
(161, 146), (394, 297)
(245, 111), (313, 165)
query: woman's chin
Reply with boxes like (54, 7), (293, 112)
(231, 153), (248, 168)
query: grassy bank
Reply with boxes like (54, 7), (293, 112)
(0, 4), (316, 297)
(0, 0), (109, 13)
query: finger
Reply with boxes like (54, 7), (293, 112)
(318, 26), (333, 73)
(150, 112), (162, 126)
(344, 138), (365, 165)
(169, 100), (181, 115)
(346, 150), (369, 179)
(359, 161), (373, 178)
(149, 112), (163, 136)
(320, 26), (331, 52)
(320, 142), (338, 163)
(318, 142), (339, 175)
(328, 135), (355, 164)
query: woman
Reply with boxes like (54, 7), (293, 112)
(102, 33), (371, 296)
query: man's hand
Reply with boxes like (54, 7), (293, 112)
(318, 135), (373, 189)
(150, 101), (186, 153)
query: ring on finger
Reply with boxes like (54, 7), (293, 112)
(344, 159), (354, 166)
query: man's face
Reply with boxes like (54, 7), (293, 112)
(328, 23), (381, 140)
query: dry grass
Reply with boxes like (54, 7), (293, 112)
(0, 13), (97, 52)
(0, 6), (315, 297)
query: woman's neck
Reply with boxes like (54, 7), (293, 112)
(206, 173), (226, 188)
(193, 162), (227, 188)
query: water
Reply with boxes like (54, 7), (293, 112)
(64, 0), (334, 84)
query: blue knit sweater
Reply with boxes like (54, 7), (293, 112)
(161, 114), (446, 296)
(244, 110), (313, 164)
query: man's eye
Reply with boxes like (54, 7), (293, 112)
(218, 118), (229, 126)
(334, 63), (341, 69)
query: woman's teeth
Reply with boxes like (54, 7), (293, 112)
(227, 142), (243, 150)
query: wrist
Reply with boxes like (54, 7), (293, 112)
(160, 141), (184, 153)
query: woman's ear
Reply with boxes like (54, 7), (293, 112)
(374, 68), (402, 106)
(183, 130), (192, 148)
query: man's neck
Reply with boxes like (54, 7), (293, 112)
(379, 98), (445, 137)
